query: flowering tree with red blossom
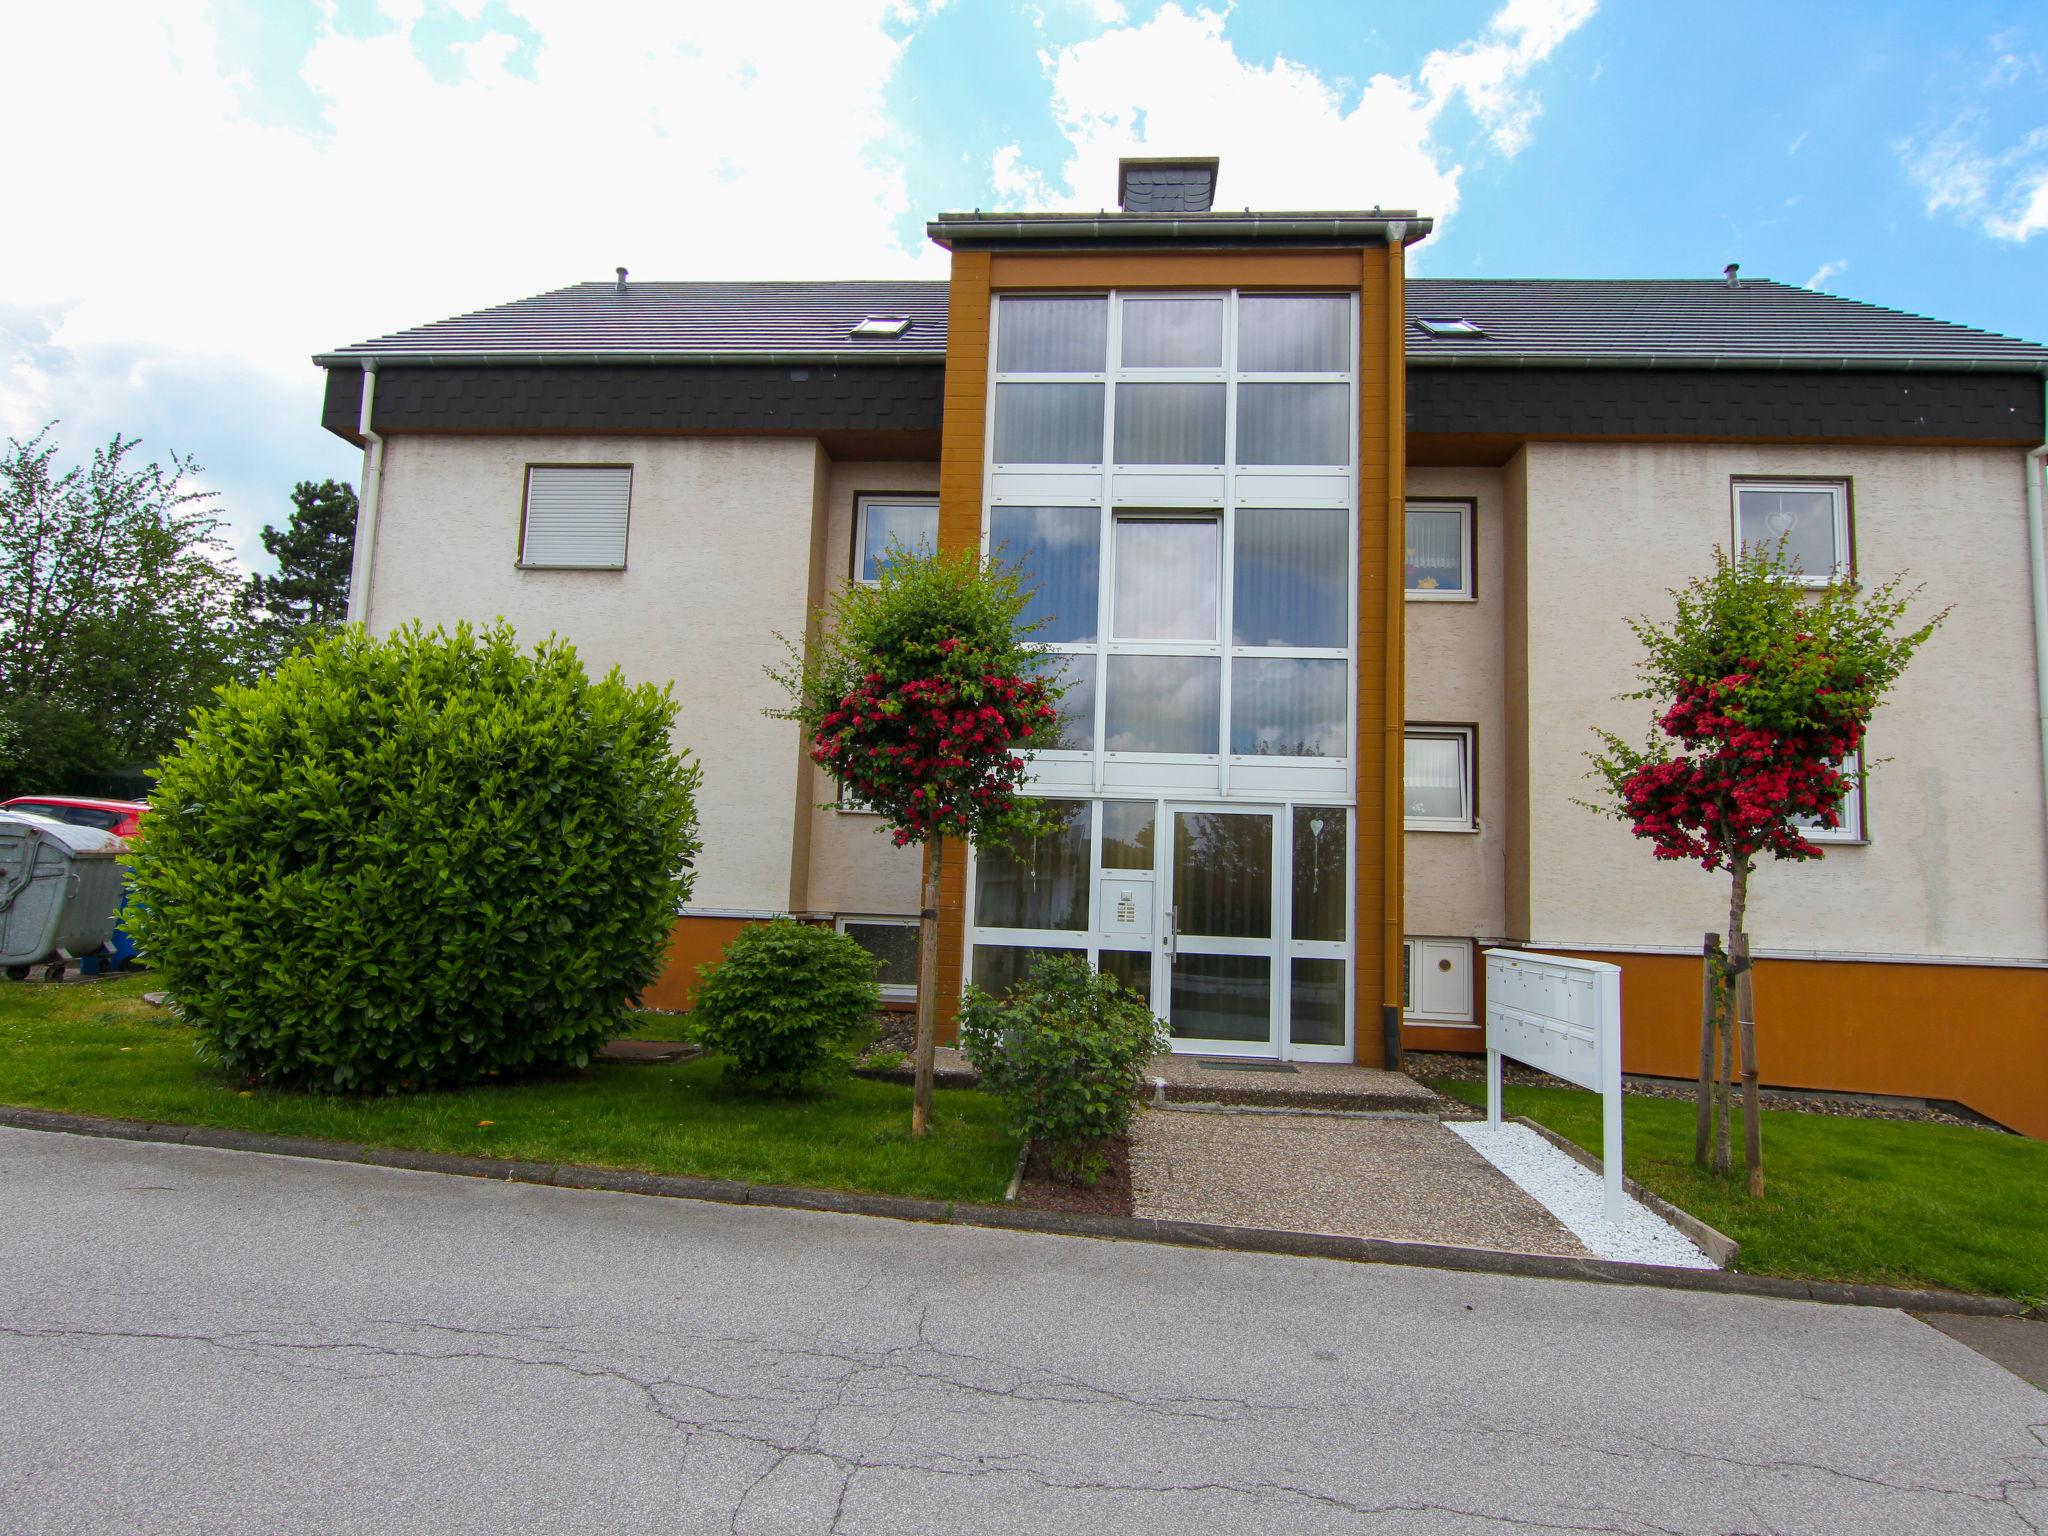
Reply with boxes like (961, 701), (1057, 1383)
(775, 548), (1062, 1137)
(1589, 544), (1943, 1194)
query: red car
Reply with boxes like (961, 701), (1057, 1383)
(2, 796), (148, 838)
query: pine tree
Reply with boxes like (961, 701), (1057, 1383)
(243, 479), (356, 668)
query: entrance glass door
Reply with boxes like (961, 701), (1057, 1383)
(1163, 806), (1280, 1056)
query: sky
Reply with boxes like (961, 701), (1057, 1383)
(3, 0), (2045, 572)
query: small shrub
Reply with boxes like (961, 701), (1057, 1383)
(127, 622), (701, 1092)
(863, 1048), (908, 1073)
(692, 920), (880, 1092)
(958, 954), (1167, 1185)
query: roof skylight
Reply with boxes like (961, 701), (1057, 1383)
(850, 315), (914, 340)
(1416, 316), (1486, 339)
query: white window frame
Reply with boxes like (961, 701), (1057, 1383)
(518, 464), (632, 570)
(853, 494), (939, 586)
(836, 915), (920, 1003)
(1796, 748), (1866, 844)
(1403, 725), (1477, 833)
(1403, 499), (1474, 601)
(1732, 478), (1852, 588)
(1402, 936), (1475, 1023)
(834, 779), (881, 816)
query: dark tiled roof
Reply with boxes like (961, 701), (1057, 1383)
(320, 275), (2048, 371)
(319, 280), (951, 363)
(1405, 278), (2048, 369)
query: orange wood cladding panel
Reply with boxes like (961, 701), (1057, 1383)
(988, 250), (1367, 291)
(638, 915), (755, 1013)
(1431, 950), (2047, 1139)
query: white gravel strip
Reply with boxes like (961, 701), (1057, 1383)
(1448, 1121), (1717, 1270)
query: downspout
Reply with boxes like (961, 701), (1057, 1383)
(2028, 372), (2048, 936)
(346, 361), (383, 626)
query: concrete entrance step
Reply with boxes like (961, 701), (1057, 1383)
(1151, 1054), (1443, 1113)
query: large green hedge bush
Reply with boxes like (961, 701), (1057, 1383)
(128, 622), (701, 1091)
(691, 919), (880, 1093)
(958, 954), (1166, 1184)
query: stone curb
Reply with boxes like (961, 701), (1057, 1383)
(0, 1104), (2033, 1320)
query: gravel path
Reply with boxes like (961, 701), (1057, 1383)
(1448, 1120), (1716, 1269)
(1129, 1109), (1591, 1257)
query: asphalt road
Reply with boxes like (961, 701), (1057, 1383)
(2, 1127), (2043, 1535)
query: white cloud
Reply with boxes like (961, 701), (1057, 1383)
(990, 0), (1595, 233)
(1901, 120), (2048, 242)
(1804, 259), (1847, 290)
(0, 0), (944, 555)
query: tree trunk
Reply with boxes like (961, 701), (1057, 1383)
(1735, 929), (1764, 1198)
(1696, 932), (1721, 1168)
(910, 834), (944, 1140)
(1713, 987), (1734, 1175)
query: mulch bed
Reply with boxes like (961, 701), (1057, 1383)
(1404, 1050), (1993, 1131)
(1015, 1135), (1135, 1218)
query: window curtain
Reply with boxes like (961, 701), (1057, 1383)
(1235, 383), (1348, 466)
(1237, 295), (1349, 371)
(1113, 383), (1226, 465)
(1404, 735), (1468, 821)
(994, 383), (1105, 464)
(1405, 508), (1465, 590)
(996, 297), (1107, 372)
(1233, 507), (1347, 646)
(989, 505), (1098, 642)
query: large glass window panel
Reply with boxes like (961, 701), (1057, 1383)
(973, 799), (1089, 929)
(1291, 807), (1348, 941)
(1104, 655), (1220, 754)
(1231, 658), (1347, 757)
(1097, 947), (1153, 1001)
(1405, 505), (1469, 595)
(1121, 297), (1224, 367)
(1237, 295), (1351, 372)
(1170, 954), (1271, 1041)
(857, 500), (938, 583)
(1237, 383), (1349, 465)
(989, 505), (1099, 643)
(971, 944), (1082, 998)
(1233, 507), (1348, 646)
(1173, 812), (1272, 937)
(840, 921), (919, 1000)
(1112, 516), (1218, 640)
(1039, 652), (1095, 752)
(994, 383), (1105, 464)
(1735, 485), (1843, 582)
(1289, 958), (1346, 1046)
(1114, 383), (1226, 465)
(1404, 731), (1473, 826)
(1101, 800), (1156, 870)
(996, 296), (1107, 373)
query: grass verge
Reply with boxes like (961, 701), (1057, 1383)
(1433, 1079), (2047, 1301)
(0, 975), (1016, 1204)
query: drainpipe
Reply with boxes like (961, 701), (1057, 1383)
(2028, 373), (2048, 934)
(346, 361), (383, 627)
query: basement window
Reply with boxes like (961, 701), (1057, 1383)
(1414, 316), (1486, 339)
(850, 315), (913, 340)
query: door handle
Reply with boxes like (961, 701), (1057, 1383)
(1164, 906), (1177, 960)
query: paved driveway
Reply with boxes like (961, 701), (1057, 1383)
(2, 1127), (2043, 1534)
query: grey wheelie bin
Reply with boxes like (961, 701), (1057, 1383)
(0, 812), (127, 979)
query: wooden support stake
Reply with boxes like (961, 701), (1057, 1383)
(1696, 932), (1719, 1168)
(1734, 930), (1764, 1197)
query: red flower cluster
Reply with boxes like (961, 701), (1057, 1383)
(1619, 661), (1862, 871)
(811, 651), (1056, 847)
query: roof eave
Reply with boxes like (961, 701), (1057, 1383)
(312, 348), (945, 368)
(1406, 352), (2048, 373)
(926, 211), (1433, 251)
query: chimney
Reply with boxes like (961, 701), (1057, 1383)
(615, 266), (629, 293)
(1117, 156), (1219, 213)
(1723, 263), (1741, 288)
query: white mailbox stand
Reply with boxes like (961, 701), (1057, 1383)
(1483, 949), (1625, 1221)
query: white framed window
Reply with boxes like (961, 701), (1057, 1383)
(1402, 937), (1474, 1022)
(520, 465), (631, 569)
(854, 495), (938, 585)
(1405, 500), (1473, 600)
(836, 917), (919, 1003)
(1404, 726), (1476, 831)
(1733, 479), (1851, 586)
(835, 779), (880, 815)
(1794, 749), (1866, 844)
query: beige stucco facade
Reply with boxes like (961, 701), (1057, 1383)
(359, 433), (828, 915)
(1509, 441), (2048, 963)
(1403, 466), (1509, 945)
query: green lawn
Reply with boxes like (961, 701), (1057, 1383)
(1434, 1079), (2048, 1301)
(0, 975), (1017, 1203)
